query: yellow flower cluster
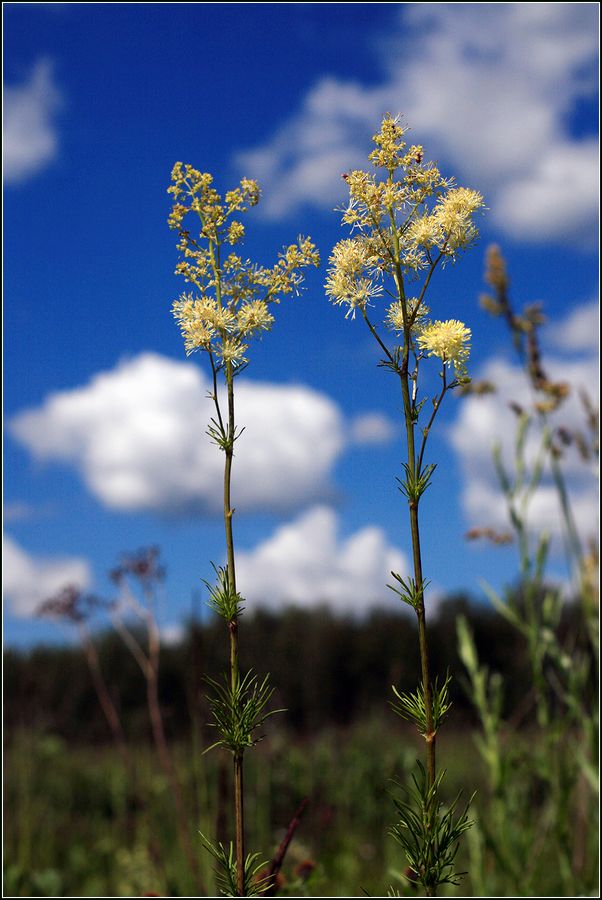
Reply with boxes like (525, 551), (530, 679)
(168, 164), (319, 361)
(327, 115), (483, 306)
(406, 187), (484, 254)
(325, 114), (483, 373)
(324, 238), (382, 317)
(386, 298), (429, 333)
(172, 294), (275, 360)
(416, 319), (471, 375)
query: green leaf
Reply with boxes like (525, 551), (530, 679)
(205, 669), (284, 755)
(387, 573), (429, 610)
(389, 762), (474, 892)
(204, 564), (244, 623)
(200, 832), (270, 896)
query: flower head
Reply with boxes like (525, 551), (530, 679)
(417, 319), (471, 375)
(334, 114), (483, 286)
(325, 238), (382, 318)
(237, 300), (275, 336)
(168, 167), (319, 361)
(386, 298), (429, 333)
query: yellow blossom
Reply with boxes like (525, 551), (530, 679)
(325, 239), (382, 317)
(330, 113), (484, 303)
(240, 177), (261, 206)
(218, 337), (248, 365)
(227, 221), (245, 245)
(168, 165), (319, 361)
(368, 114), (406, 171)
(172, 295), (217, 355)
(386, 299), (429, 332)
(432, 187), (484, 252)
(237, 300), (274, 335)
(417, 319), (471, 375)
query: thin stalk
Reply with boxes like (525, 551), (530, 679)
(111, 602), (202, 888)
(78, 624), (132, 774)
(417, 366), (448, 475)
(233, 753), (245, 895)
(387, 204), (437, 796)
(208, 227), (245, 894)
(223, 359), (245, 896)
(399, 363), (436, 792)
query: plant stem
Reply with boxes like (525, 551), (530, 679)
(79, 625), (132, 774)
(234, 752), (245, 894)
(387, 204), (438, 890)
(399, 364), (436, 792)
(223, 360), (245, 896)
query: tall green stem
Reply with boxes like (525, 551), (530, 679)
(389, 203), (437, 795)
(223, 360), (245, 895)
(399, 362), (436, 793)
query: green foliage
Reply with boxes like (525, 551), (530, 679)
(204, 565), (244, 623)
(389, 761), (474, 892)
(200, 833), (269, 896)
(5, 716), (600, 897)
(454, 245), (599, 897)
(386, 572), (429, 611)
(397, 461), (437, 504)
(391, 674), (452, 736)
(206, 417), (246, 452)
(8, 598), (585, 741)
(206, 669), (283, 755)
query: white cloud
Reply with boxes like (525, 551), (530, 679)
(350, 412), (396, 446)
(236, 505), (409, 614)
(235, 4), (598, 243)
(449, 346), (598, 547)
(3, 59), (62, 184)
(492, 141), (598, 243)
(10, 353), (346, 516)
(547, 301), (599, 353)
(3, 535), (91, 618)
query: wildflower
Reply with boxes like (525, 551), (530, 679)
(172, 296), (217, 355)
(432, 188), (484, 253)
(240, 177), (261, 206)
(417, 319), (471, 375)
(405, 214), (440, 250)
(386, 298), (429, 332)
(237, 300), (274, 335)
(368, 113), (406, 171)
(168, 167), (318, 360)
(218, 337), (248, 366)
(227, 221), (245, 245)
(325, 238), (382, 317)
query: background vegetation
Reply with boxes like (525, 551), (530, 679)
(4, 592), (597, 897)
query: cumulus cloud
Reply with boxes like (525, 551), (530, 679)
(236, 505), (409, 614)
(350, 412), (396, 446)
(449, 342), (598, 547)
(3, 535), (91, 618)
(546, 301), (599, 354)
(3, 59), (62, 184)
(235, 4), (598, 244)
(10, 353), (348, 516)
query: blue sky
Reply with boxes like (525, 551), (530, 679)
(4, 3), (599, 647)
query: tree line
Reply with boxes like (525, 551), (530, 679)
(4, 591), (590, 744)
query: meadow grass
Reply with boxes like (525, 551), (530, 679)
(4, 717), (597, 897)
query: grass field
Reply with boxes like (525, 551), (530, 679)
(4, 715), (598, 898)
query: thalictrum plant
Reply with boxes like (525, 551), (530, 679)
(326, 114), (484, 896)
(167, 164), (319, 895)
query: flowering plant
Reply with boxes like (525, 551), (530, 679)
(327, 115), (483, 895)
(168, 163), (319, 895)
